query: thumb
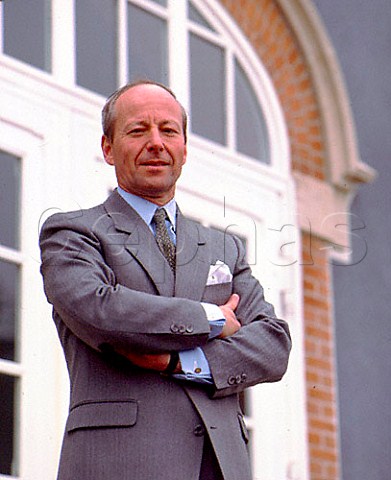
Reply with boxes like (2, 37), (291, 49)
(226, 293), (240, 311)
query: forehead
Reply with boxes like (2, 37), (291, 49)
(115, 85), (182, 123)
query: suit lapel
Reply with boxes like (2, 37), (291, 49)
(103, 191), (175, 297)
(175, 212), (210, 301)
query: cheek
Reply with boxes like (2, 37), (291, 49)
(174, 145), (187, 166)
(119, 146), (138, 166)
(115, 155), (135, 179)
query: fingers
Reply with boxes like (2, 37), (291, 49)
(218, 294), (241, 338)
(224, 293), (240, 311)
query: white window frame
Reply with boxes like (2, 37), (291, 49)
(0, 130), (25, 480)
(0, 120), (62, 480)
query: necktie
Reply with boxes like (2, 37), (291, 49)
(152, 208), (176, 272)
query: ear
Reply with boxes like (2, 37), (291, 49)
(101, 135), (114, 165)
(182, 144), (187, 166)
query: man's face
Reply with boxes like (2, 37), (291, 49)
(102, 84), (187, 205)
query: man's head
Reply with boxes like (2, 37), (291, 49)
(102, 80), (187, 144)
(101, 81), (188, 206)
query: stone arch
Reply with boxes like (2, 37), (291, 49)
(220, 0), (376, 250)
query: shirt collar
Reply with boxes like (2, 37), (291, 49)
(117, 187), (177, 231)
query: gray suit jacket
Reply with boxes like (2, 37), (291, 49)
(40, 191), (291, 480)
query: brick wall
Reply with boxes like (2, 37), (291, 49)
(219, 1), (339, 478)
(221, 0), (326, 180)
(302, 233), (339, 479)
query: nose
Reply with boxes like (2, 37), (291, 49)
(146, 128), (164, 152)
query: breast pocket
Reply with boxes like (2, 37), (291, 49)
(66, 400), (138, 433)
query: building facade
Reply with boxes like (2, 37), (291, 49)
(312, 1), (391, 479)
(0, 1), (376, 479)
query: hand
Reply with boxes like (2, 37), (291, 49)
(218, 293), (241, 338)
(119, 350), (181, 373)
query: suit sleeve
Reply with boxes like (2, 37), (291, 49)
(39, 212), (211, 354)
(201, 235), (292, 398)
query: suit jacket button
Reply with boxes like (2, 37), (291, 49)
(241, 373), (247, 382)
(228, 376), (236, 385)
(186, 325), (194, 333)
(193, 424), (205, 437)
(178, 324), (186, 333)
(235, 375), (242, 384)
(170, 324), (179, 333)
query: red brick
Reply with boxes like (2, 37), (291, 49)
(218, 4), (338, 477)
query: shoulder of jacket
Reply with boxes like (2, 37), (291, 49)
(40, 202), (106, 233)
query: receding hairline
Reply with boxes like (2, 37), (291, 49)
(101, 80), (188, 142)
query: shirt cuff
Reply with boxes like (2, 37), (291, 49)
(201, 302), (225, 339)
(173, 348), (213, 385)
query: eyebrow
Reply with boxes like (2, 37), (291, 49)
(124, 119), (181, 129)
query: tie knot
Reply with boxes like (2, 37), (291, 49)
(153, 208), (168, 225)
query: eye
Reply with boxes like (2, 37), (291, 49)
(161, 126), (179, 136)
(128, 127), (146, 136)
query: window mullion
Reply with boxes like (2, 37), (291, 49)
(51, 0), (75, 85)
(0, 359), (23, 377)
(118, 0), (128, 85)
(0, 246), (23, 266)
(167, 0), (190, 113)
(187, 22), (223, 47)
(133, 0), (167, 14)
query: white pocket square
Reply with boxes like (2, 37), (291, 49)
(206, 261), (233, 286)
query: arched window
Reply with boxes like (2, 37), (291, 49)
(1, 0), (276, 166)
(74, 0), (273, 165)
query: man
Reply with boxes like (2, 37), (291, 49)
(40, 81), (291, 480)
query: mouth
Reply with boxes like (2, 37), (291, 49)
(140, 160), (170, 167)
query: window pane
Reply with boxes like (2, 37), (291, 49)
(190, 34), (226, 145)
(150, 0), (167, 6)
(188, 1), (216, 32)
(235, 60), (270, 163)
(0, 375), (18, 476)
(76, 0), (118, 97)
(3, 0), (51, 71)
(128, 4), (168, 84)
(0, 150), (20, 250)
(0, 260), (20, 362)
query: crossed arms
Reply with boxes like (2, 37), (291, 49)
(40, 208), (291, 397)
(120, 293), (242, 373)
